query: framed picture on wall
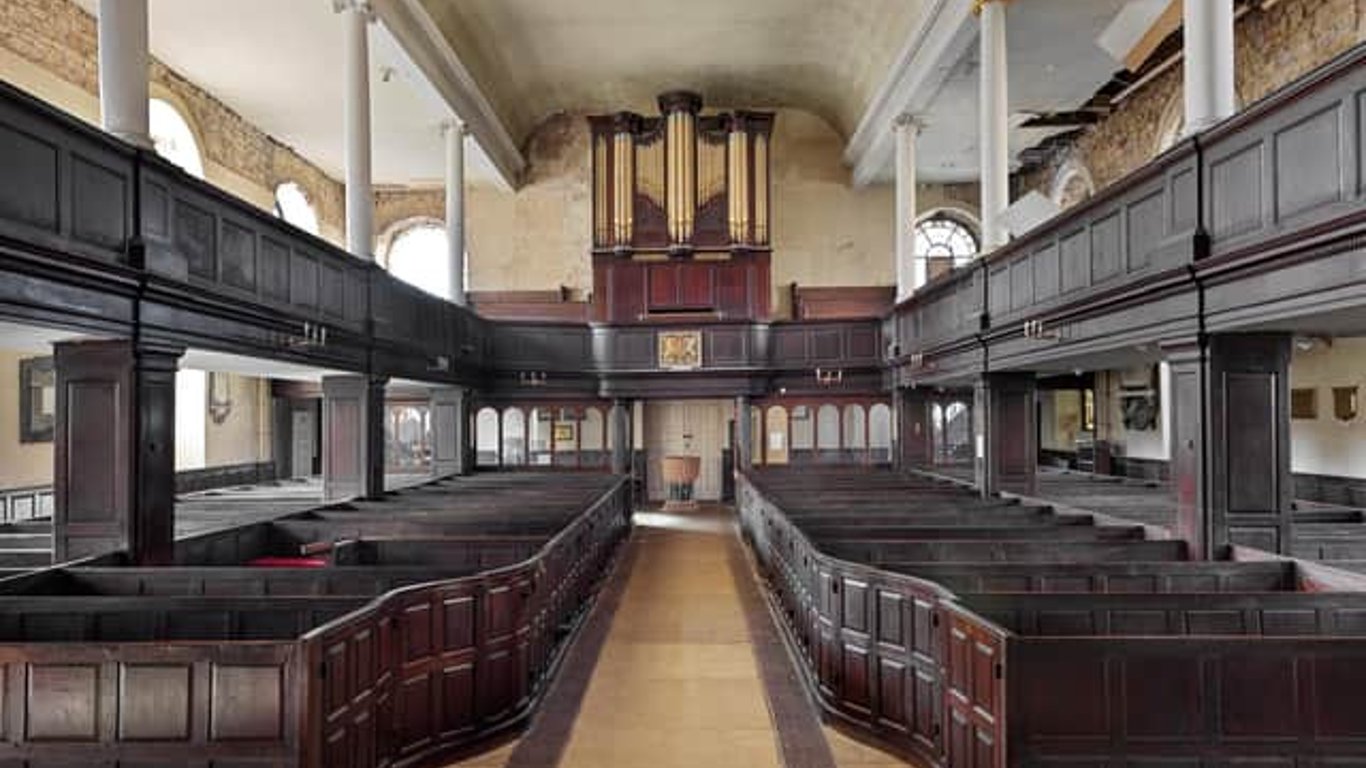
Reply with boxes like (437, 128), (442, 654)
(553, 423), (575, 443)
(19, 357), (55, 443)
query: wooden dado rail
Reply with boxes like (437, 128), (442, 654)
(890, 43), (1366, 382)
(0, 476), (630, 767)
(737, 471), (1366, 767)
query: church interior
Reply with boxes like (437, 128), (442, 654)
(0, 0), (1365, 765)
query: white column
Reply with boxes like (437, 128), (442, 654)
(894, 115), (922, 299)
(97, 0), (151, 148)
(1183, 0), (1236, 134)
(339, 1), (374, 260)
(978, 0), (1010, 251)
(444, 121), (467, 305)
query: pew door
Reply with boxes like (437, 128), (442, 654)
(945, 607), (1006, 768)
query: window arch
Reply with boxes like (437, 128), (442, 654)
(1050, 161), (1096, 211)
(274, 182), (320, 236)
(381, 222), (469, 301)
(914, 213), (979, 281)
(148, 98), (204, 178)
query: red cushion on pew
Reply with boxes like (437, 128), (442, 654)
(246, 556), (328, 568)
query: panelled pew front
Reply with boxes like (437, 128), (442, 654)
(0, 472), (631, 768)
(738, 468), (1366, 767)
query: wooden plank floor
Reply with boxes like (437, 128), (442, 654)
(444, 505), (920, 768)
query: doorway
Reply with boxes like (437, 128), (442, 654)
(644, 400), (730, 502)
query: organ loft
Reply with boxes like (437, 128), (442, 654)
(0, 1), (1363, 767)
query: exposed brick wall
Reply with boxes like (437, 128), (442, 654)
(1022, 0), (1366, 198)
(0, 0), (345, 238)
(375, 188), (445, 261)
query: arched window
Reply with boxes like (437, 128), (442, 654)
(475, 407), (500, 467)
(149, 98), (204, 178)
(274, 182), (319, 236)
(382, 223), (470, 301)
(914, 214), (979, 280)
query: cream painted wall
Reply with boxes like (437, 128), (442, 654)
(0, 349), (54, 489)
(1100, 365), (1170, 462)
(204, 373), (273, 468)
(467, 113), (593, 296)
(176, 372), (273, 471)
(769, 110), (894, 314)
(1290, 338), (1366, 479)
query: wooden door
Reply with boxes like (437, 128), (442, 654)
(293, 407), (316, 477)
(945, 609), (1006, 768)
(644, 400), (728, 501)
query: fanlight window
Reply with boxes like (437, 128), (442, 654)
(274, 182), (320, 236)
(383, 224), (469, 301)
(915, 215), (978, 280)
(149, 98), (204, 178)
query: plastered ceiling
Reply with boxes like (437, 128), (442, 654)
(420, 0), (928, 143)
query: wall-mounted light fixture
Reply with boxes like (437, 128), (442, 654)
(518, 371), (548, 387)
(815, 367), (843, 387)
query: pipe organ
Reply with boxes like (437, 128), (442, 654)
(590, 92), (775, 323)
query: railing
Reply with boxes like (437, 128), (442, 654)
(0, 79), (491, 388)
(889, 43), (1366, 382)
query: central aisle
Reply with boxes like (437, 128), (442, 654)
(447, 505), (916, 768)
(556, 507), (785, 766)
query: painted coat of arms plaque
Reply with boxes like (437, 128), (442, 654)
(658, 331), (702, 370)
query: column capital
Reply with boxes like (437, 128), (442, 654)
(332, 0), (374, 20)
(893, 114), (925, 133)
(972, 0), (1009, 16)
(442, 119), (468, 137)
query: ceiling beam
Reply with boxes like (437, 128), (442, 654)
(372, 0), (525, 191)
(1123, 0), (1182, 72)
(844, 0), (977, 188)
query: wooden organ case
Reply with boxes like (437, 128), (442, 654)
(590, 92), (774, 323)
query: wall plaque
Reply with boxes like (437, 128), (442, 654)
(658, 331), (702, 370)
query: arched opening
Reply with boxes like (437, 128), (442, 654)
(149, 98), (204, 178)
(790, 405), (815, 464)
(380, 222), (470, 301)
(816, 404), (841, 463)
(582, 407), (606, 468)
(274, 182), (320, 236)
(501, 408), (527, 466)
(385, 401), (430, 475)
(475, 407), (500, 467)
(1051, 163), (1096, 211)
(843, 404), (867, 462)
(869, 403), (892, 463)
(528, 408), (552, 466)
(764, 406), (789, 466)
(914, 213), (979, 282)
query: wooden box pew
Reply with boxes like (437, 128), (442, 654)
(956, 591), (1366, 636)
(0, 595), (366, 641)
(777, 499), (1047, 519)
(0, 474), (632, 767)
(0, 549), (54, 568)
(819, 537), (1186, 564)
(0, 566), (489, 597)
(878, 561), (1296, 593)
(740, 469), (1366, 767)
(272, 517), (571, 542)
(1290, 523), (1366, 560)
(330, 536), (546, 568)
(797, 522), (1145, 542)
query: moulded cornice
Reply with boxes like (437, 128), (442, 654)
(844, 0), (976, 187)
(371, 0), (526, 191)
